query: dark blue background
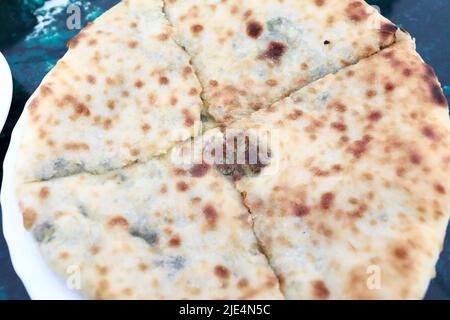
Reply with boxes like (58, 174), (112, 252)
(0, 0), (449, 300)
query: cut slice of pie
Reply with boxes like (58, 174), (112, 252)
(164, 0), (397, 123)
(17, 152), (283, 300)
(16, 0), (202, 183)
(225, 33), (450, 299)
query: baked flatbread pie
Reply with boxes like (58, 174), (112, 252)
(11, 0), (449, 300)
(16, 0), (202, 183)
(164, 0), (397, 123)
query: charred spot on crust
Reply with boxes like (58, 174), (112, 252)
(430, 84), (447, 106)
(215, 134), (272, 181)
(259, 41), (287, 63)
(246, 21), (263, 39)
(422, 65), (447, 106)
(379, 23), (398, 41)
(380, 23), (397, 33)
(130, 225), (159, 246)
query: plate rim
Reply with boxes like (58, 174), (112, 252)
(0, 51), (13, 133)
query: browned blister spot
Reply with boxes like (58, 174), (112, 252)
(237, 278), (249, 290)
(59, 251), (70, 260)
(138, 263), (148, 272)
(393, 247), (409, 260)
(158, 33), (169, 41)
(39, 187), (50, 199)
(214, 265), (230, 279)
(169, 236), (182, 247)
(160, 184), (168, 194)
(379, 22), (397, 42)
(366, 90), (377, 98)
(368, 111), (383, 122)
(108, 216), (129, 228)
(107, 100), (116, 110)
(90, 245), (101, 255)
(134, 80), (144, 88)
(409, 152), (422, 165)
(434, 183), (446, 195)
(176, 181), (189, 192)
(312, 280), (330, 299)
(130, 148), (140, 157)
(315, 0), (326, 6)
(191, 24), (204, 34)
(183, 66), (193, 75)
(159, 76), (169, 85)
(140, 123), (151, 133)
(128, 41), (138, 49)
(293, 204), (310, 217)
(349, 135), (373, 159)
(182, 109), (195, 127)
(321, 192), (335, 210)
(95, 279), (110, 300)
(421, 126), (439, 141)
(203, 204), (218, 226)
(67, 31), (86, 48)
(96, 265), (109, 276)
(87, 75), (96, 84)
(246, 21), (263, 39)
(288, 109), (303, 120)
(190, 163), (210, 178)
(23, 208), (37, 230)
(430, 84), (447, 106)
(331, 102), (347, 113)
(189, 88), (198, 96)
(64, 142), (90, 151)
(385, 82), (395, 92)
(259, 41), (287, 63)
(40, 84), (53, 97)
(346, 1), (370, 22)
(331, 122), (347, 132)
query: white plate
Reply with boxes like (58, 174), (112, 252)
(1, 88), (83, 300)
(0, 51), (13, 133)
